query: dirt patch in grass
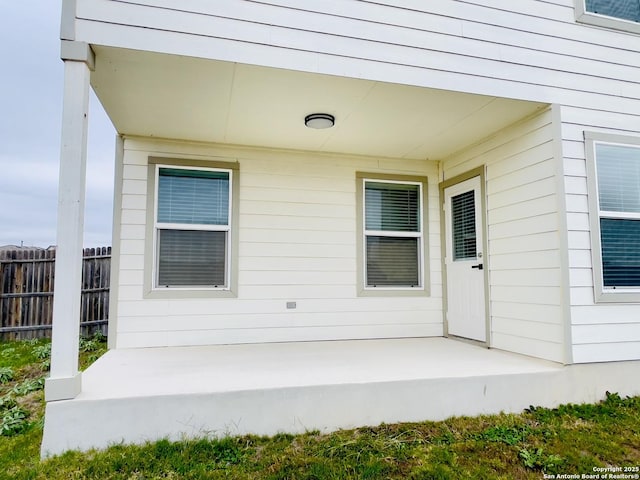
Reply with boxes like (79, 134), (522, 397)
(18, 363), (46, 380)
(16, 390), (44, 416)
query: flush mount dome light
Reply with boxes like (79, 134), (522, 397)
(304, 113), (335, 129)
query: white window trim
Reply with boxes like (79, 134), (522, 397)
(585, 131), (640, 303)
(574, 0), (640, 35)
(361, 177), (426, 292)
(152, 164), (233, 291)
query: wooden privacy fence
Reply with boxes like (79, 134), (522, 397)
(0, 247), (111, 340)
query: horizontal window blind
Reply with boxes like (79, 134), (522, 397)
(158, 168), (229, 225)
(451, 190), (477, 261)
(595, 141), (640, 290)
(601, 218), (640, 287)
(363, 179), (422, 288)
(365, 182), (419, 232)
(155, 166), (232, 289)
(366, 236), (419, 287)
(157, 230), (226, 287)
(586, 0), (640, 22)
(596, 144), (640, 213)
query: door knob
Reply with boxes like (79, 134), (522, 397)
(471, 263), (483, 270)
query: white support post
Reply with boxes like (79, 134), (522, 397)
(45, 46), (93, 402)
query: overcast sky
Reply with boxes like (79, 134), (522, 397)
(0, 1), (115, 248)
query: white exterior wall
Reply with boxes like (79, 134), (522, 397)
(561, 108), (640, 363)
(68, 1), (640, 362)
(70, 0), (640, 112)
(114, 138), (442, 347)
(443, 109), (566, 363)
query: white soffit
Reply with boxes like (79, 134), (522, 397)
(91, 46), (546, 160)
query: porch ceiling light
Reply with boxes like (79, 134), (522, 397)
(305, 113), (335, 129)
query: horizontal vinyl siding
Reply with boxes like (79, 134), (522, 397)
(72, 0), (640, 114)
(443, 108), (564, 362)
(76, 2), (640, 361)
(561, 108), (640, 363)
(114, 138), (442, 347)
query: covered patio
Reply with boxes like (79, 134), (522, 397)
(48, 43), (550, 402)
(41, 337), (638, 455)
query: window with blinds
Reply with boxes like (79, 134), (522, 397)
(585, 0), (640, 22)
(364, 180), (422, 287)
(451, 190), (477, 261)
(155, 167), (231, 288)
(595, 143), (640, 288)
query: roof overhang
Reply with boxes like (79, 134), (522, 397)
(91, 46), (547, 160)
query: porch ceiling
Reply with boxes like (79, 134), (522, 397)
(91, 46), (547, 160)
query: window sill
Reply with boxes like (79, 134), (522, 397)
(594, 289), (640, 304)
(143, 288), (237, 300)
(358, 287), (429, 298)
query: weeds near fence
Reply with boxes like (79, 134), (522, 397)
(0, 367), (14, 384)
(0, 334), (107, 442)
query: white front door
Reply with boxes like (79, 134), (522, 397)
(444, 176), (487, 342)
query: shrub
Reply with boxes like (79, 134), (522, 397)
(0, 347), (16, 358)
(476, 425), (531, 445)
(0, 406), (29, 436)
(79, 332), (106, 353)
(519, 447), (564, 473)
(12, 378), (45, 396)
(0, 367), (14, 384)
(0, 394), (17, 411)
(31, 343), (51, 360)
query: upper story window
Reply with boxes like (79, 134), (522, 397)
(586, 132), (640, 302)
(586, 0), (640, 21)
(575, 0), (640, 34)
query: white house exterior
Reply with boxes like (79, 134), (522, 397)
(42, 0), (640, 455)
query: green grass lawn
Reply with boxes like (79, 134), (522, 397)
(1, 337), (639, 479)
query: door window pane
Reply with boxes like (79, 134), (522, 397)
(452, 190), (477, 261)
